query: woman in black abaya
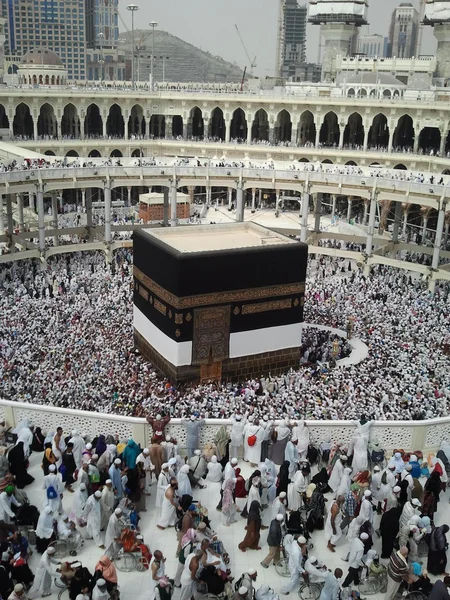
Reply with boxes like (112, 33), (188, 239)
(8, 442), (34, 488)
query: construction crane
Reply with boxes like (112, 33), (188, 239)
(234, 25), (257, 75)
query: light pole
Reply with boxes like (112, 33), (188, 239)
(159, 55), (169, 83)
(149, 21), (158, 91)
(98, 32), (105, 83)
(127, 4), (139, 89)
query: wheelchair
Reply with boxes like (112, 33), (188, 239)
(298, 575), (323, 600)
(358, 564), (387, 595)
(114, 529), (150, 573)
(54, 560), (82, 600)
(48, 531), (84, 558)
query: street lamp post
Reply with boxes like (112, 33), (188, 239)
(127, 4), (139, 89)
(98, 32), (105, 83)
(159, 56), (169, 83)
(149, 21), (158, 91)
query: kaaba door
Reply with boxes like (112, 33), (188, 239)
(192, 306), (230, 382)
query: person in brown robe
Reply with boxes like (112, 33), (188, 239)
(149, 439), (164, 478)
(147, 414), (171, 441)
(238, 501), (261, 552)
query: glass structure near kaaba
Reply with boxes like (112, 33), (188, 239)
(133, 223), (308, 383)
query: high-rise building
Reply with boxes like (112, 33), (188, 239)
(276, 0), (308, 79)
(85, 0), (124, 81)
(358, 33), (389, 57)
(388, 2), (419, 59)
(2, 0), (86, 80)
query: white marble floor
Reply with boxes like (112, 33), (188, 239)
(21, 451), (450, 600)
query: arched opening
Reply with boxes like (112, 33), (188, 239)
(37, 103), (58, 137)
(298, 158), (310, 163)
(131, 149), (143, 157)
(418, 127), (441, 154)
(368, 113), (389, 149)
(345, 160), (357, 166)
(0, 104), (9, 130)
(357, 89), (367, 98)
(274, 110), (292, 143)
(128, 104), (145, 138)
(298, 110), (316, 146)
(44, 150), (56, 156)
(88, 149), (101, 157)
(13, 103), (34, 138)
(343, 112), (364, 147)
(347, 88), (355, 97)
(172, 116), (183, 137)
(149, 115), (165, 138)
(51, 76), (55, 85)
(188, 107), (204, 139)
(442, 169), (450, 175)
(110, 149), (123, 157)
(319, 112), (340, 147)
(393, 115), (415, 151)
(66, 150), (79, 157)
(210, 107), (225, 141)
(383, 89), (392, 98)
(45, 75), (49, 85)
(61, 103), (80, 138)
(394, 164), (407, 170)
(84, 104), (103, 137)
(106, 104), (124, 137)
(230, 108), (248, 141)
(251, 109), (269, 142)
(322, 159), (333, 164)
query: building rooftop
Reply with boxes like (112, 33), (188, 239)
(146, 223), (297, 254)
(139, 192), (189, 206)
(22, 49), (64, 67)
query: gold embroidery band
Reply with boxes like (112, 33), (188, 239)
(242, 299), (292, 315)
(134, 267), (305, 310)
(154, 298), (167, 315)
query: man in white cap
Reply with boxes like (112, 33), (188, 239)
(181, 415), (205, 459)
(92, 578), (109, 600)
(304, 556), (327, 584)
(43, 464), (63, 514)
(359, 490), (374, 527)
(188, 449), (207, 481)
(27, 546), (59, 599)
(8, 583), (27, 600)
(104, 507), (123, 559)
(238, 569), (257, 599)
(328, 455), (347, 496)
(108, 458), (123, 499)
(101, 480), (115, 530)
(400, 498), (421, 528)
(136, 447), (154, 494)
(284, 438), (299, 479)
(342, 533), (367, 587)
(162, 435), (177, 463)
(281, 536), (304, 595)
(68, 430), (85, 470)
(261, 514), (285, 568)
(233, 587), (248, 600)
(386, 485), (401, 512)
(81, 490), (104, 548)
(370, 465), (382, 513)
(230, 413), (247, 460)
(156, 464), (171, 508)
(401, 465), (414, 500)
(271, 491), (287, 521)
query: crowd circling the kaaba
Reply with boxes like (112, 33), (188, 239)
(0, 248), (449, 421)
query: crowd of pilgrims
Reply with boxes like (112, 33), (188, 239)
(1, 415), (450, 600)
(0, 249), (449, 420)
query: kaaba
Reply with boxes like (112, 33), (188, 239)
(133, 223), (308, 383)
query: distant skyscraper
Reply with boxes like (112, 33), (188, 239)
(276, 0), (308, 79)
(85, 0), (118, 50)
(358, 33), (389, 57)
(388, 3), (419, 58)
(2, 0), (86, 80)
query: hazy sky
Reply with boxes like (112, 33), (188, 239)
(121, 0), (436, 77)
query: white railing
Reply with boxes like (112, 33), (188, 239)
(1, 399), (449, 454)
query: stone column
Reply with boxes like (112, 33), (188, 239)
(251, 188), (256, 212)
(444, 218), (450, 244)
(346, 196), (352, 222)
(392, 201), (402, 244)
(247, 126), (252, 145)
(315, 127), (320, 149)
(366, 193), (378, 259)
(440, 130), (447, 157)
(236, 186), (244, 222)
(17, 194), (24, 232)
(300, 191), (310, 243)
(225, 123), (231, 143)
(163, 188), (169, 226)
(363, 128), (369, 152)
(52, 192), (59, 247)
(402, 207), (409, 239)
(104, 186), (112, 244)
(432, 206), (446, 271)
(0, 195), (4, 234)
(188, 186), (194, 204)
(28, 192), (35, 212)
(124, 118), (129, 140)
(81, 190), (86, 209)
(331, 195), (336, 221)
(102, 119), (107, 138)
(338, 127), (345, 150)
(170, 180), (178, 227)
(6, 194), (14, 240)
(36, 188), (45, 252)
(228, 187), (233, 209)
(165, 118), (173, 140)
(363, 199), (369, 226)
(388, 130), (394, 153)
(127, 187), (132, 207)
(421, 214), (428, 244)
(269, 127), (274, 145)
(413, 134), (419, 155)
(33, 119), (38, 141)
(314, 193), (322, 233)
